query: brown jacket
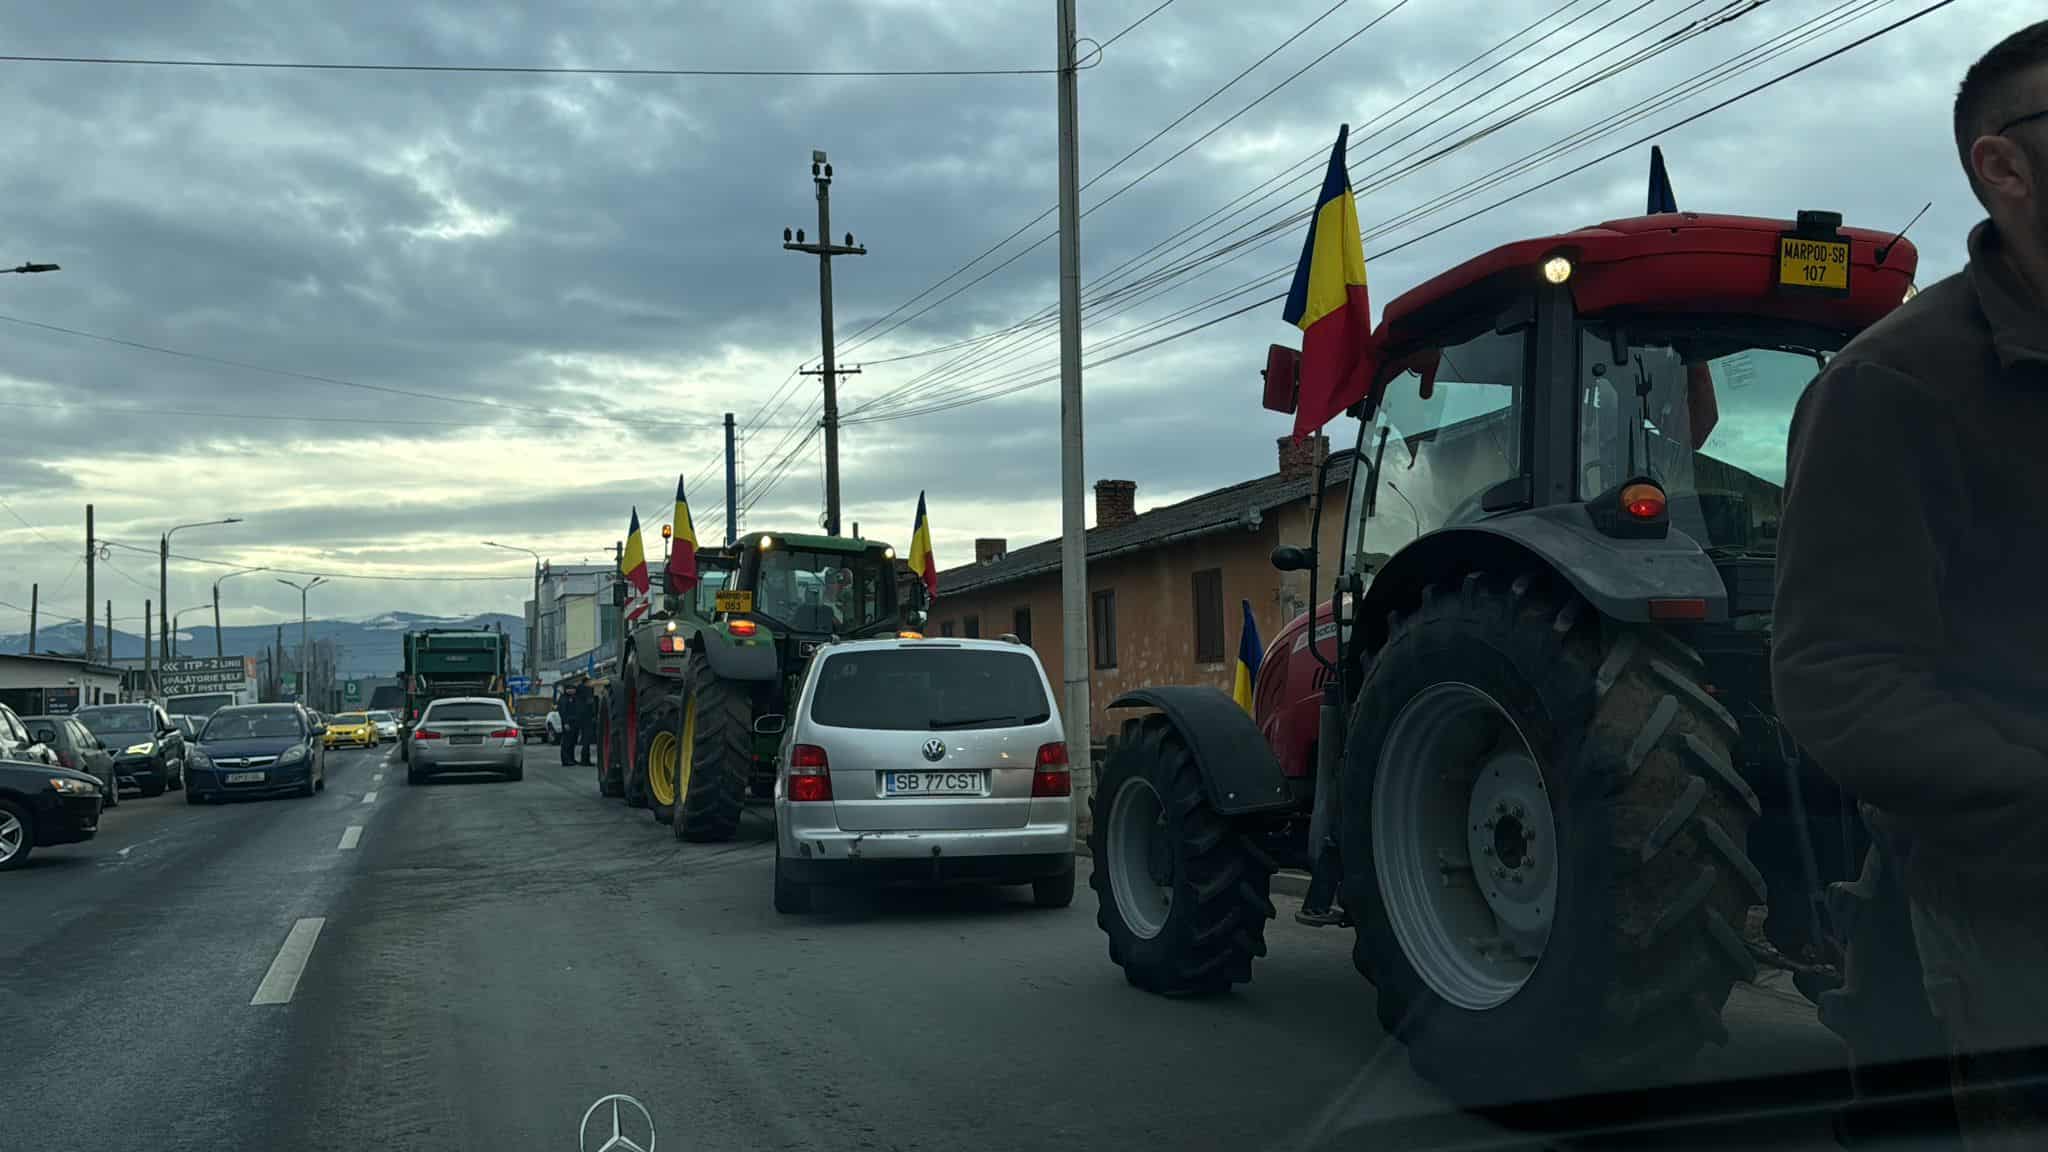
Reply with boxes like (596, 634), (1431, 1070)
(1774, 221), (2048, 920)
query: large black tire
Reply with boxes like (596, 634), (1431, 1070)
(673, 654), (749, 844)
(1344, 573), (1762, 1107)
(1089, 714), (1277, 995)
(596, 698), (627, 799)
(621, 678), (649, 809)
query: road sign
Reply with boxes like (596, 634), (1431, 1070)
(343, 680), (361, 702)
(159, 656), (250, 696)
(282, 671), (298, 693)
(506, 675), (534, 694)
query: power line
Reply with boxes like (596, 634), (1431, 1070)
(99, 539), (533, 583)
(0, 397), (783, 431)
(0, 54), (1077, 78)
(843, 0), (1957, 425)
(0, 313), (751, 433)
(1094, 0), (1181, 52)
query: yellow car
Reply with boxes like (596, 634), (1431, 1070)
(324, 711), (379, 749)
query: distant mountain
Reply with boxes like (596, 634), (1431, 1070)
(0, 611), (525, 678)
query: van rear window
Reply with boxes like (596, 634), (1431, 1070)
(810, 648), (1050, 731)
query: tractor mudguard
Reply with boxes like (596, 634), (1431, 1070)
(1359, 504), (1728, 649)
(1108, 686), (1294, 817)
(692, 628), (780, 682)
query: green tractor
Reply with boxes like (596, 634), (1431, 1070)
(600, 531), (921, 842)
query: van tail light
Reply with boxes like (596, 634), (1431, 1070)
(413, 729), (444, 741)
(787, 743), (832, 802)
(1032, 741), (1072, 797)
(490, 728), (520, 739)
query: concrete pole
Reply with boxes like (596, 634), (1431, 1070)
(143, 600), (153, 698)
(724, 412), (738, 547)
(28, 582), (37, 653)
(1055, 0), (1092, 811)
(84, 504), (95, 663)
(214, 584), (223, 659)
(159, 535), (170, 665)
(815, 165), (840, 536)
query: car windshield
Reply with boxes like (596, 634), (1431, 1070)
(749, 547), (896, 633)
(809, 648), (1050, 731)
(425, 702), (509, 723)
(75, 707), (155, 735)
(203, 711), (304, 740)
(1579, 321), (1836, 555)
(334, 712), (369, 724)
(370, 711), (395, 723)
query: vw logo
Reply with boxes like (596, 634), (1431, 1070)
(921, 737), (946, 762)
(579, 1093), (656, 1152)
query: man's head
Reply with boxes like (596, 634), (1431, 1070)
(1955, 21), (2048, 242)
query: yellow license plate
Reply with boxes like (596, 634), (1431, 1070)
(714, 589), (754, 614)
(1777, 235), (1850, 292)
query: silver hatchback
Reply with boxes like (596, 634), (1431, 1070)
(407, 697), (525, 783)
(773, 637), (1076, 913)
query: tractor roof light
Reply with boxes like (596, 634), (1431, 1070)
(883, 546), (895, 559)
(758, 536), (775, 551)
(1621, 481), (1666, 520)
(1541, 255), (1573, 284)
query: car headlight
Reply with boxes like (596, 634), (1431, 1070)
(188, 750), (212, 769)
(50, 776), (99, 795)
(278, 745), (309, 764)
(124, 741), (156, 756)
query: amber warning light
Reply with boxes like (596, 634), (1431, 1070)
(1620, 482), (1666, 520)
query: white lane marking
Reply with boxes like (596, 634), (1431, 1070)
(362, 790), (378, 804)
(250, 917), (326, 1006)
(372, 773), (383, 783)
(338, 825), (363, 851)
(118, 846), (134, 858)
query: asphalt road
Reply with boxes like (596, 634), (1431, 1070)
(3, 742), (1867, 1152)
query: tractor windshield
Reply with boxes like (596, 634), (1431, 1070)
(749, 546), (897, 634)
(1579, 320), (1836, 555)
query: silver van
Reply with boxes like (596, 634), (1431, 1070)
(774, 637), (1076, 913)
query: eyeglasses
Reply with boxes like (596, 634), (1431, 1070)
(1997, 108), (2048, 136)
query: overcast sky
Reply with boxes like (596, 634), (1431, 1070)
(0, 0), (2026, 634)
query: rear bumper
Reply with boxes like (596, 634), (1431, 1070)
(780, 818), (1075, 886)
(412, 745), (522, 773)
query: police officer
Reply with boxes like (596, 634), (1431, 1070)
(1774, 20), (2048, 1146)
(575, 682), (597, 767)
(557, 680), (581, 768)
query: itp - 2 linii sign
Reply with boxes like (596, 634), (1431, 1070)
(158, 656), (249, 695)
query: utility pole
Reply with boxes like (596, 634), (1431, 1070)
(782, 151), (867, 537)
(28, 583), (37, 653)
(724, 412), (738, 547)
(278, 577), (325, 703)
(105, 602), (112, 662)
(143, 599), (153, 698)
(159, 536), (169, 664)
(84, 504), (95, 663)
(1055, 0), (1092, 813)
(274, 625), (284, 698)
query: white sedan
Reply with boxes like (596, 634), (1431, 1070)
(368, 711), (400, 743)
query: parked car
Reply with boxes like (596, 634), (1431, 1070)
(0, 758), (104, 870)
(323, 711), (378, 750)
(185, 704), (327, 803)
(772, 637), (1076, 913)
(368, 710), (400, 743)
(74, 703), (185, 796)
(512, 695), (553, 744)
(22, 716), (118, 808)
(0, 702), (58, 767)
(407, 697), (523, 784)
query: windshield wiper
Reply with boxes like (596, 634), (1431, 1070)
(928, 713), (1031, 729)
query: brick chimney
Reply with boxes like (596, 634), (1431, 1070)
(1277, 434), (1329, 482)
(974, 538), (1008, 565)
(1094, 479), (1138, 527)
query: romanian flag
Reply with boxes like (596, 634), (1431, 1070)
(666, 474), (699, 596)
(1232, 599), (1263, 714)
(621, 506), (651, 623)
(1282, 125), (1372, 439)
(908, 490), (938, 602)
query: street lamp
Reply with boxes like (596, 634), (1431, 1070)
(162, 517), (241, 663)
(212, 566), (268, 659)
(483, 540), (544, 678)
(171, 603), (211, 658)
(276, 576), (326, 703)
(7, 262), (59, 274)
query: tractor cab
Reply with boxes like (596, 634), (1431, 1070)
(727, 531), (904, 641)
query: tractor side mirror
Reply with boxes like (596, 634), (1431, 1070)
(1262, 344), (1301, 414)
(1270, 545), (1312, 572)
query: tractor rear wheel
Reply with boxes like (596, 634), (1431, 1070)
(597, 697), (626, 799)
(1344, 573), (1762, 1107)
(641, 697), (684, 825)
(622, 676), (648, 809)
(673, 654), (748, 844)
(1089, 714), (1277, 995)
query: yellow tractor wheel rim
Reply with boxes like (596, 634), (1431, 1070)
(648, 730), (678, 808)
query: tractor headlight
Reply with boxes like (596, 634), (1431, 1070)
(1541, 255), (1573, 284)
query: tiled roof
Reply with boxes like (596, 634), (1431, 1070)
(938, 451), (1357, 597)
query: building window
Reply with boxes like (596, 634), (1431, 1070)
(1013, 606), (1031, 645)
(963, 615), (980, 638)
(1192, 568), (1224, 663)
(1092, 590), (1117, 669)
(941, 620), (955, 637)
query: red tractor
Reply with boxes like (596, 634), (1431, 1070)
(1090, 209), (1941, 1109)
